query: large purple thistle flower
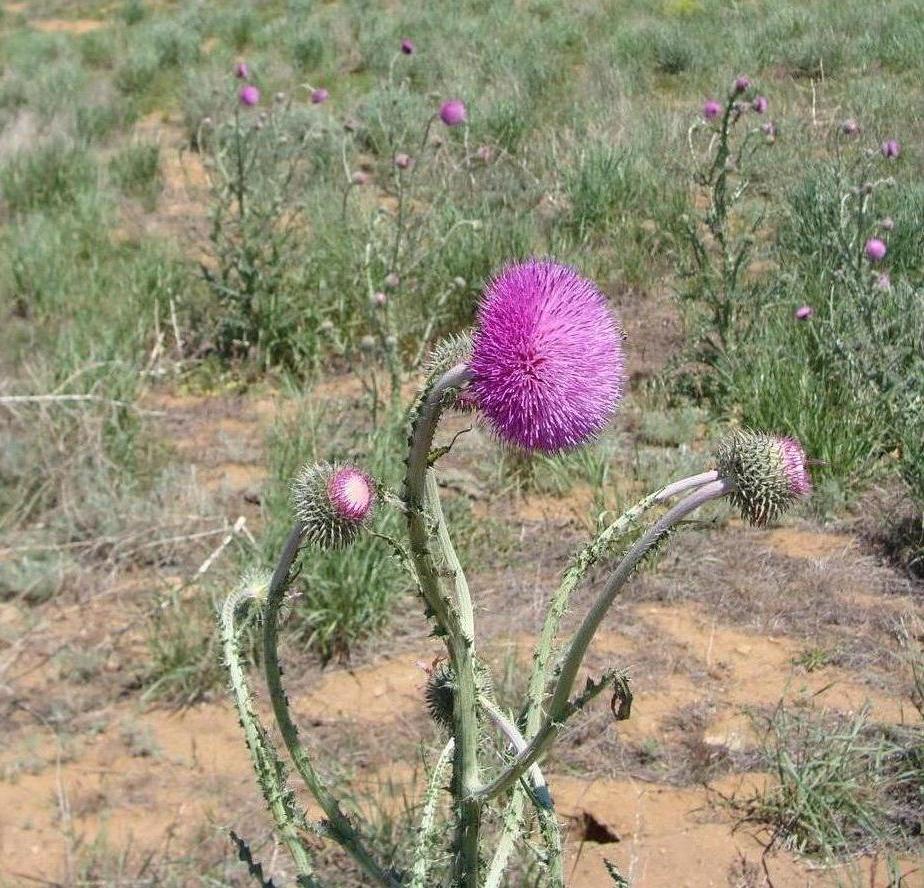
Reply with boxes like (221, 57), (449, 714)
(470, 260), (625, 453)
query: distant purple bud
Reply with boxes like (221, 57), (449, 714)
(703, 99), (722, 120)
(733, 75), (751, 94)
(840, 118), (860, 136)
(239, 85), (260, 107)
(470, 259), (626, 453)
(794, 305), (814, 320)
(351, 170), (369, 185)
(881, 139), (901, 159)
(865, 238), (887, 262)
(311, 88), (329, 105)
(439, 99), (467, 127)
(234, 61), (250, 80)
(394, 152), (412, 169)
(400, 38), (415, 55)
(372, 291), (387, 306)
(752, 95), (768, 114)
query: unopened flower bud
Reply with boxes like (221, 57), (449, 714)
(292, 463), (377, 549)
(384, 273), (400, 290)
(359, 334), (376, 352)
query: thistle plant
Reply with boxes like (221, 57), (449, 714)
(221, 257), (816, 886)
(681, 75), (777, 368)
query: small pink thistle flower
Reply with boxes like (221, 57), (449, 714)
(234, 61), (250, 79)
(865, 238), (887, 262)
(703, 99), (722, 120)
(879, 217), (894, 231)
(400, 38), (415, 54)
(874, 272), (891, 291)
(239, 85), (260, 107)
(475, 144), (493, 162)
(733, 75), (751, 94)
(439, 99), (467, 127)
(840, 118), (860, 136)
(470, 260), (626, 453)
(394, 152), (412, 169)
(881, 139), (901, 159)
(794, 305), (814, 320)
(311, 88), (329, 105)
(751, 95), (768, 114)
(327, 467), (375, 523)
(372, 291), (387, 306)
(351, 170), (369, 185)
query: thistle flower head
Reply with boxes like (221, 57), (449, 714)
(239, 85), (260, 107)
(865, 238), (887, 262)
(752, 95), (768, 114)
(879, 217), (895, 231)
(234, 61), (250, 79)
(394, 152), (412, 169)
(875, 272), (891, 291)
(439, 99), (467, 127)
(794, 305), (814, 320)
(293, 462), (377, 549)
(470, 259), (625, 453)
(881, 139), (901, 159)
(384, 272), (400, 290)
(351, 170), (369, 185)
(311, 87), (329, 105)
(424, 659), (494, 728)
(733, 75), (751, 94)
(703, 99), (722, 120)
(840, 118), (860, 136)
(715, 430), (812, 526)
(400, 38), (415, 54)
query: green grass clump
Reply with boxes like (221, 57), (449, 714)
(0, 141), (97, 214)
(110, 140), (161, 206)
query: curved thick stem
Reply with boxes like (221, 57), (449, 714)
(472, 479), (735, 803)
(220, 585), (318, 886)
(263, 525), (399, 887)
(403, 364), (482, 886)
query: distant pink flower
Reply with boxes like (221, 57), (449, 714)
(394, 152), (412, 169)
(879, 217), (894, 231)
(239, 85), (260, 106)
(703, 99), (722, 120)
(234, 61), (250, 79)
(881, 139), (901, 159)
(865, 238), (887, 262)
(400, 38), (415, 54)
(351, 170), (369, 185)
(384, 273), (400, 290)
(874, 273), (891, 291)
(794, 305), (814, 320)
(311, 88), (329, 104)
(470, 260), (626, 453)
(734, 75), (751, 94)
(761, 121), (777, 138)
(752, 95), (768, 114)
(439, 99), (467, 126)
(476, 145), (493, 162)
(840, 118), (860, 136)
(327, 467), (375, 523)
(373, 291), (387, 306)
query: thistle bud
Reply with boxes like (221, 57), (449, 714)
(715, 430), (812, 527)
(292, 463), (377, 549)
(424, 659), (494, 728)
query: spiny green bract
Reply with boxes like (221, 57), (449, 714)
(424, 658), (495, 728)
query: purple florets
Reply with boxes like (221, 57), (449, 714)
(751, 95), (768, 114)
(394, 152), (412, 169)
(734, 75), (751, 94)
(470, 260), (625, 453)
(327, 467), (375, 523)
(794, 305), (814, 320)
(401, 38), (415, 54)
(865, 238), (887, 262)
(311, 88), (329, 105)
(881, 139), (901, 159)
(235, 61), (250, 79)
(703, 99), (722, 120)
(439, 99), (467, 126)
(239, 85), (260, 107)
(779, 437), (812, 498)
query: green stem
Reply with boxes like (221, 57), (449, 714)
(471, 478), (734, 803)
(403, 364), (482, 886)
(220, 584), (318, 886)
(263, 525), (399, 887)
(409, 737), (455, 888)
